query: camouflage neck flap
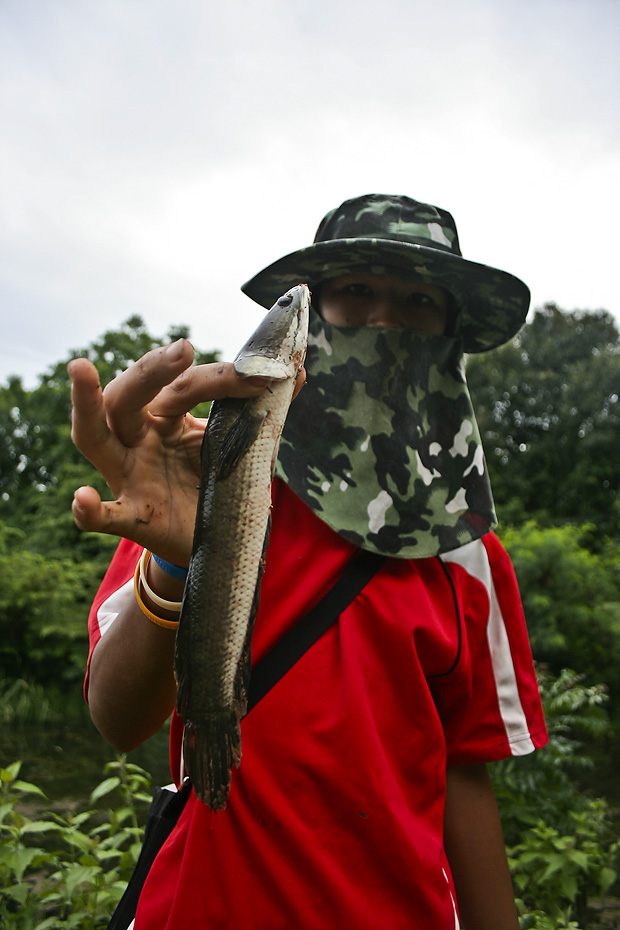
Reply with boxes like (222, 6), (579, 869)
(275, 307), (497, 558)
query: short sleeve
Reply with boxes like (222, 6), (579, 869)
(84, 537), (142, 701)
(439, 533), (548, 765)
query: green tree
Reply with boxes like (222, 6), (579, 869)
(467, 304), (620, 540)
(502, 522), (620, 699)
(0, 521), (98, 687)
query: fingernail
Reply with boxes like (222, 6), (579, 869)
(166, 339), (185, 360)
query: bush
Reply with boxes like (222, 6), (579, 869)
(493, 668), (620, 928)
(0, 757), (152, 929)
(501, 525), (620, 701)
(0, 522), (101, 688)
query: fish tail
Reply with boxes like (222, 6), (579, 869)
(183, 712), (242, 811)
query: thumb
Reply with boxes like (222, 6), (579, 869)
(72, 485), (145, 539)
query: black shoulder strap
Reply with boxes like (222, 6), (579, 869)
(247, 548), (386, 712)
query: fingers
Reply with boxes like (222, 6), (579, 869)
(293, 366), (307, 399)
(151, 361), (273, 417)
(151, 360), (307, 417)
(72, 485), (152, 541)
(69, 358), (124, 474)
(102, 339), (195, 447)
(72, 486), (122, 535)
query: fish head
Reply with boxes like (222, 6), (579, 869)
(234, 284), (309, 381)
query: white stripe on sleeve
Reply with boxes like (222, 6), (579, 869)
(443, 539), (535, 755)
(96, 577), (135, 638)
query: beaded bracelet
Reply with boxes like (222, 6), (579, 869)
(133, 554), (181, 630)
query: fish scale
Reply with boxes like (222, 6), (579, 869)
(174, 285), (309, 810)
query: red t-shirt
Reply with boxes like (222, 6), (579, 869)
(86, 478), (547, 929)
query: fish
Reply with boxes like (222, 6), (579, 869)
(174, 284), (310, 810)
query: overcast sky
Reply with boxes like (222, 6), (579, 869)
(1, 0), (619, 386)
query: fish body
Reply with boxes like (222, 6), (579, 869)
(174, 285), (309, 810)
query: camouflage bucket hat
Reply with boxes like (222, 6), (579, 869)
(242, 193), (530, 353)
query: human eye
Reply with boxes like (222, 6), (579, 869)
(342, 282), (373, 298)
(407, 291), (436, 307)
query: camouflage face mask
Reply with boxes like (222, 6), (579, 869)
(275, 307), (496, 558)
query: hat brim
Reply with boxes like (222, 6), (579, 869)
(241, 238), (530, 353)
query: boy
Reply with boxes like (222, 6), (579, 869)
(70, 193), (547, 929)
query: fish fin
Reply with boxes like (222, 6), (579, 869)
(183, 713), (242, 811)
(216, 407), (266, 481)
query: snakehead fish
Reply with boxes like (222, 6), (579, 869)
(174, 284), (309, 810)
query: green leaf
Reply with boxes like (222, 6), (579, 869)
(12, 779), (47, 798)
(0, 801), (14, 824)
(61, 828), (95, 854)
(89, 775), (121, 804)
(564, 848), (589, 870)
(69, 811), (93, 829)
(3, 880), (31, 905)
(540, 852), (571, 881)
(599, 866), (617, 892)
(0, 762), (21, 782)
(95, 848), (123, 863)
(34, 919), (68, 930)
(0, 845), (41, 881)
(64, 862), (101, 895)
(559, 872), (578, 901)
(20, 820), (64, 835)
(65, 913), (92, 929)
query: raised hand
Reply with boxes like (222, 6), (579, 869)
(69, 338), (273, 566)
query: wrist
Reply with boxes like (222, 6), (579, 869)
(133, 553), (182, 630)
(146, 557), (188, 604)
(151, 553), (188, 581)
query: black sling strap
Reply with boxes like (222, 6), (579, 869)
(247, 547), (386, 711)
(107, 546), (386, 930)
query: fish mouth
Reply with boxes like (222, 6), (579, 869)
(234, 284), (310, 381)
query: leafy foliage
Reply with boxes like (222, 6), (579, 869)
(493, 669), (620, 928)
(0, 521), (101, 687)
(0, 757), (152, 929)
(510, 814), (618, 929)
(0, 680), (60, 727)
(494, 669), (611, 836)
(501, 524), (620, 701)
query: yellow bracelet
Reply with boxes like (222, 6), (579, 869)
(133, 558), (181, 630)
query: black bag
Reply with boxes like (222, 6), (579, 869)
(106, 781), (192, 930)
(106, 549), (385, 929)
